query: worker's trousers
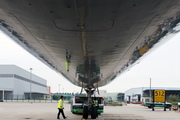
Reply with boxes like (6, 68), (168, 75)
(57, 108), (65, 119)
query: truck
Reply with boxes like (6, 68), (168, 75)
(70, 96), (104, 114)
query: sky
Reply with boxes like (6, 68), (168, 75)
(0, 30), (180, 93)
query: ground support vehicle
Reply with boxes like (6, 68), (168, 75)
(145, 102), (172, 110)
(70, 96), (104, 118)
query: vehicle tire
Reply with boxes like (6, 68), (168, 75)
(167, 105), (171, 111)
(150, 104), (153, 108)
(83, 106), (88, 119)
(91, 106), (96, 119)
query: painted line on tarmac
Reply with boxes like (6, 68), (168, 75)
(104, 119), (146, 120)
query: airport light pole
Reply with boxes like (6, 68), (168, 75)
(150, 78), (151, 102)
(59, 84), (60, 94)
(30, 68), (33, 99)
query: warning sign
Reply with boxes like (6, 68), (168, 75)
(154, 90), (165, 102)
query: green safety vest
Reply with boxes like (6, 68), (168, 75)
(93, 100), (98, 107)
(58, 99), (63, 109)
(65, 59), (69, 71)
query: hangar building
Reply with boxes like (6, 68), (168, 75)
(0, 65), (50, 100)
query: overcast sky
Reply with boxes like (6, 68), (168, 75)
(0, 30), (180, 93)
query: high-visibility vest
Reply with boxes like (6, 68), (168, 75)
(93, 100), (98, 107)
(58, 99), (63, 109)
(65, 59), (69, 71)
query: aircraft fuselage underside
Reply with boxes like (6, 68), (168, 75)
(0, 0), (180, 89)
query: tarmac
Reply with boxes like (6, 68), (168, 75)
(0, 102), (180, 120)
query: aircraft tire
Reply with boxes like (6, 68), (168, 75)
(91, 106), (96, 119)
(83, 106), (88, 119)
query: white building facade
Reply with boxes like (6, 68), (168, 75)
(125, 87), (180, 103)
(0, 65), (50, 100)
(124, 87), (143, 103)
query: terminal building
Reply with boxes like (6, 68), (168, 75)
(125, 87), (180, 103)
(0, 65), (50, 100)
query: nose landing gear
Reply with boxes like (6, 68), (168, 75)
(82, 88), (97, 119)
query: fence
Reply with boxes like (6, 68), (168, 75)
(0, 94), (86, 103)
(0, 94), (71, 103)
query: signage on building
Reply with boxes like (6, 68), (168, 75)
(154, 90), (165, 102)
(49, 86), (51, 94)
(47, 86), (51, 94)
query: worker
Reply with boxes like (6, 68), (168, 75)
(104, 101), (107, 106)
(93, 97), (99, 118)
(57, 96), (67, 119)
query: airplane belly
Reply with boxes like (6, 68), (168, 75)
(0, 0), (180, 88)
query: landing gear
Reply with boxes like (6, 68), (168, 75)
(82, 88), (97, 119)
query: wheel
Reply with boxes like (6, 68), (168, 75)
(91, 106), (96, 119)
(167, 105), (171, 111)
(150, 104), (153, 108)
(83, 105), (88, 119)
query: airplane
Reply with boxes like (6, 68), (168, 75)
(0, 0), (180, 119)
